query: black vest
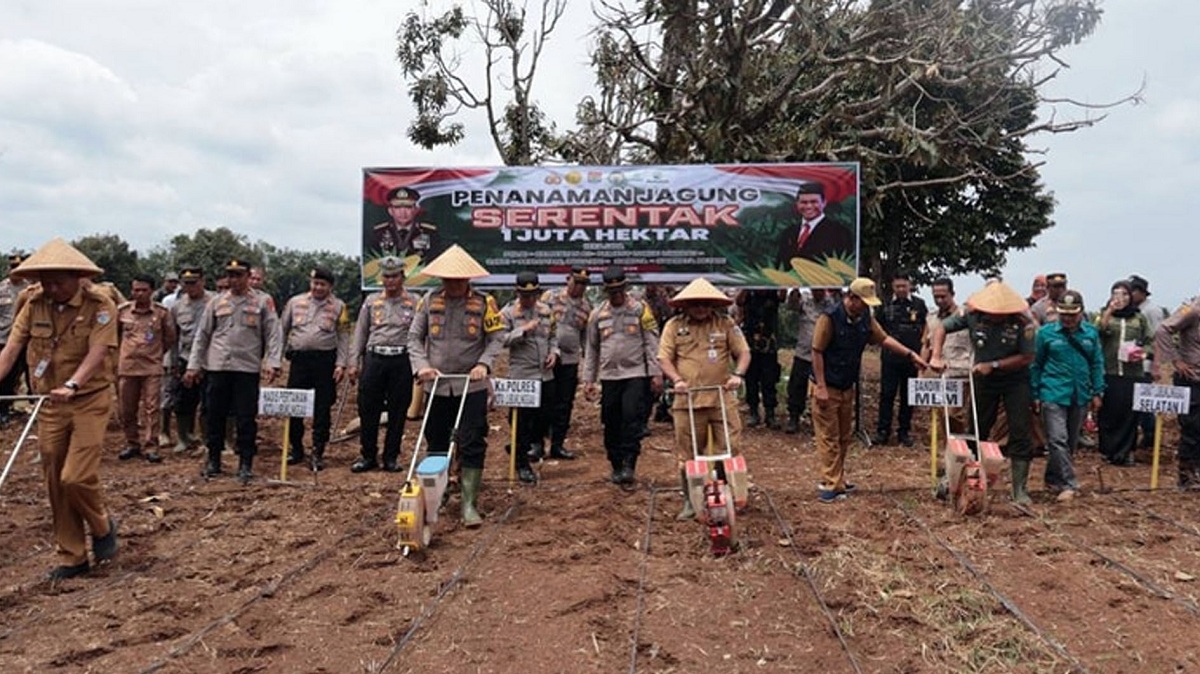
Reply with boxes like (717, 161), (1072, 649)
(816, 302), (871, 391)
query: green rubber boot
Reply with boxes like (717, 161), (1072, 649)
(173, 412), (196, 453)
(1011, 458), (1032, 505)
(676, 469), (695, 521)
(460, 467), (484, 528)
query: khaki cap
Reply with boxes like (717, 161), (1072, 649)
(669, 277), (733, 307)
(421, 244), (489, 279)
(967, 282), (1027, 314)
(848, 277), (881, 307)
(11, 237), (103, 281)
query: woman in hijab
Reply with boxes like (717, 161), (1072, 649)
(1095, 279), (1153, 465)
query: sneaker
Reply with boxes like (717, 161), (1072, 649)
(817, 489), (847, 504)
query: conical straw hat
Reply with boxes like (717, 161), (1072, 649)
(421, 244), (490, 279)
(669, 277), (733, 307)
(966, 282), (1027, 314)
(11, 237), (103, 280)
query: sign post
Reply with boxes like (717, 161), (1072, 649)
(492, 379), (542, 483)
(909, 379), (965, 492)
(259, 388), (316, 482)
(1133, 383), (1191, 490)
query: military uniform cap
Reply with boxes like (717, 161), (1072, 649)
(515, 271), (541, 293)
(967, 282), (1027, 314)
(7, 253), (24, 269)
(310, 266), (335, 284)
(1056, 290), (1084, 315)
(569, 266), (590, 284)
(669, 277), (733, 307)
(179, 266), (204, 281)
(422, 244), (489, 279)
(225, 258), (251, 273)
(1045, 272), (1068, 286)
(378, 256), (405, 277)
(387, 186), (420, 205)
(10, 237), (103, 281)
(164, 271), (179, 281)
(601, 266), (627, 290)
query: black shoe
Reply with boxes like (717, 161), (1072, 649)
(549, 446), (577, 460)
(118, 446), (142, 460)
(518, 465), (538, 484)
(286, 450), (305, 466)
(527, 444), (546, 462)
(898, 434), (914, 448)
(48, 562), (90, 580)
(765, 414), (780, 430)
(351, 458), (378, 473)
(311, 447), (326, 471)
(0, 412), (11, 428)
(383, 459), (402, 472)
(784, 417), (799, 434)
(746, 411), (761, 428)
(615, 462), (636, 485)
(93, 517), (118, 561)
(145, 451), (163, 464)
(872, 432), (889, 447)
(203, 457), (222, 478)
(237, 461), (254, 484)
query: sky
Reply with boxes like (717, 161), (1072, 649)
(2, 1), (1198, 308)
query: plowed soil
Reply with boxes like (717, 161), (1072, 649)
(2, 357), (1198, 674)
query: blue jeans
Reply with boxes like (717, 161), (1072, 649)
(1042, 402), (1084, 490)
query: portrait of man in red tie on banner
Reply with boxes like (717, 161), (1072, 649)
(774, 182), (855, 273)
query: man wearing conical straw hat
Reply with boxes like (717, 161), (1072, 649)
(929, 280), (1037, 504)
(658, 277), (750, 519)
(407, 244), (505, 527)
(0, 237), (121, 579)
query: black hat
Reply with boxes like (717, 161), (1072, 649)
(569, 266), (590, 284)
(602, 265), (627, 291)
(387, 186), (420, 205)
(1046, 272), (1068, 286)
(515, 271), (541, 294)
(225, 258), (251, 274)
(311, 266), (335, 284)
(1128, 274), (1151, 295)
(7, 253), (24, 269)
(179, 266), (204, 282)
(794, 182), (826, 200)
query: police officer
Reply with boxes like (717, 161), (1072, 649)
(873, 271), (928, 447)
(930, 281), (1037, 504)
(583, 266), (663, 486)
(0, 238), (120, 579)
(169, 266), (213, 453)
(658, 278), (750, 519)
(348, 256), (419, 472)
(500, 271), (558, 483)
(281, 266), (351, 470)
(185, 258), (283, 482)
(116, 273), (177, 463)
(540, 266), (591, 460)
(1154, 294), (1200, 489)
(408, 245), (504, 527)
(0, 253), (30, 426)
(375, 187), (441, 263)
(736, 289), (783, 429)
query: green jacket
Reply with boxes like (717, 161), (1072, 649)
(1031, 321), (1105, 406)
(1094, 312), (1152, 378)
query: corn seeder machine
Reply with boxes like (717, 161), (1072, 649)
(682, 386), (748, 556)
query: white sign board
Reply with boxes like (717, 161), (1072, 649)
(258, 388), (316, 417)
(1133, 383), (1191, 414)
(907, 378), (964, 408)
(492, 378), (541, 408)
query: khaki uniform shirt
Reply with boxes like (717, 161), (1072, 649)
(659, 313), (748, 409)
(583, 298), (662, 383)
(1156, 299), (1200, 378)
(188, 289), (283, 373)
(0, 277), (31, 343)
(351, 291), (419, 366)
(11, 285), (118, 397)
(171, 290), (214, 365)
(281, 292), (351, 366)
(408, 289), (505, 396)
(500, 299), (559, 381)
(117, 301), (176, 377)
(541, 287), (592, 365)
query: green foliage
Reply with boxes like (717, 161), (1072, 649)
(71, 233), (140, 292)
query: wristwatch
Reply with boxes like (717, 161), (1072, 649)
(64, 379), (80, 391)
(990, 360), (1001, 371)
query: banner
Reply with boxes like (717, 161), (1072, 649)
(361, 163), (859, 289)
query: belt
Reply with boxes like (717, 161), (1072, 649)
(369, 346), (408, 356)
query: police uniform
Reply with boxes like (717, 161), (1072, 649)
(375, 186), (440, 262)
(116, 298), (176, 461)
(540, 267), (592, 458)
(0, 254), (31, 424)
(281, 268), (351, 468)
(874, 290), (928, 445)
(350, 258), (419, 472)
(188, 259), (283, 480)
(0, 238), (120, 578)
(738, 289), (782, 428)
(583, 267), (662, 484)
(501, 272), (558, 481)
(169, 268), (214, 452)
(1155, 297), (1200, 488)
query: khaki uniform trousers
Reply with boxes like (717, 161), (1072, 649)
(38, 390), (113, 566)
(812, 382), (855, 491)
(119, 374), (162, 448)
(671, 406), (742, 465)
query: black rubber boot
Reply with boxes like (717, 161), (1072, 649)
(204, 447), (222, 477)
(237, 455), (254, 483)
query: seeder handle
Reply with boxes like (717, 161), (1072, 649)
(0, 396), (47, 494)
(685, 385), (735, 462)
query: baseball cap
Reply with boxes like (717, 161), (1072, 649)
(848, 277), (881, 307)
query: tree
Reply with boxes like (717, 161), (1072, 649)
(151, 228), (259, 282)
(72, 233), (140, 293)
